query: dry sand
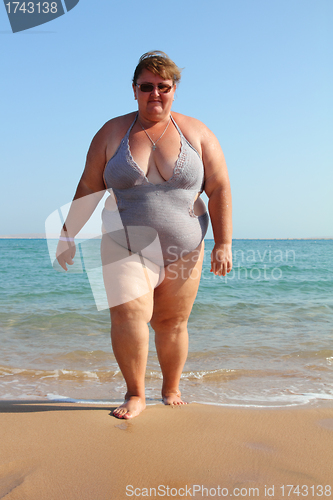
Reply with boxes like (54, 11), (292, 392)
(0, 401), (332, 500)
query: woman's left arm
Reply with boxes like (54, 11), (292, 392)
(201, 126), (232, 276)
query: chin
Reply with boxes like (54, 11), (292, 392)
(148, 103), (162, 108)
(148, 107), (163, 115)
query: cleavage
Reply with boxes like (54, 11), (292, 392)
(128, 127), (182, 185)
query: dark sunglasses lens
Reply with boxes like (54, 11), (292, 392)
(140, 84), (154, 92)
(158, 84), (171, 93)
(138, 84), (172, 93)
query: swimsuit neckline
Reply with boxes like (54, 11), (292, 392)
(126, 114), (184, 186)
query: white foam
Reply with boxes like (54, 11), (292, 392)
(46, 394), (115, 404)
(44, 391), (333, 408)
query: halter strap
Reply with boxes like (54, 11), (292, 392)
(127, 113), (183, 139)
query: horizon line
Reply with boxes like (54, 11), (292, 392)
(0, 234), (332, 241)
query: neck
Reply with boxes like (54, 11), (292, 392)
(137, 112), (172, 129)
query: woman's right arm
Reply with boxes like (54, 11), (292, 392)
(56, 123), (111, 271)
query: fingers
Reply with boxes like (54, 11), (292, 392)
(57, 255), (73, 271)
(210, 260), (232, 276)
(66, 254), (74, 265)
(210, 244), (232, 276)
(60, 261), (68, 271)
(56, 242), (76, 271)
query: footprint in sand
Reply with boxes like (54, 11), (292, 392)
(0, 461), (34, 498)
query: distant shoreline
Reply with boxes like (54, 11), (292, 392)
(0, 235), (332, 241)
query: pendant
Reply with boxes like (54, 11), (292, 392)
(152, 145), (156, 151)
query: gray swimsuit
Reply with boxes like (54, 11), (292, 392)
(102, 114), (209, 266)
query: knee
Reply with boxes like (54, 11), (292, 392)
(111, 299), (152, 326)
(150, 314), (188, 335)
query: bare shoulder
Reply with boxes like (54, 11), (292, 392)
(85, 112), (136, 179)
(98, 111), (137, 136)
(90, 112), (137, 159)
(171, 112), (218, 156)
(172, 112), (227, 190)
(171, 111), (210, 134)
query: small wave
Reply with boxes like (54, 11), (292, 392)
(46, 394), (118, 405)
(0, 365), (121, 382)
(181, 368), (317, 382)
(44, 391), (333, 409)
(59, 350), (114, 362)
(281, 349), (333, 361)
(191, 391), (333, 408)
(1, 364), (328, 385)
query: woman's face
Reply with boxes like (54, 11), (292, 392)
(133, 68), (176, 121)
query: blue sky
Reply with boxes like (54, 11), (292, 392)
(1, 0), (332, 238)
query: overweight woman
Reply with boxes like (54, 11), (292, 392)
(57, 51), (232, 419)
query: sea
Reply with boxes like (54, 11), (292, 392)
(0, 238), (332, 408)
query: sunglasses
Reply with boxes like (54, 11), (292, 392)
(136, 83), (173, 94)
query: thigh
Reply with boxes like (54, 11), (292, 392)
(101, 233), (160, 311)
(151, 242), (205, 324)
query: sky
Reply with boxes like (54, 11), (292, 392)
(1, 0), (332, 239)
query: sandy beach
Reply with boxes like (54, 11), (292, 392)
(0, 402), (332, 499)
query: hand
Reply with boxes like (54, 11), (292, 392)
(56, 239), (76, 271)
(210, 243), (232, 276)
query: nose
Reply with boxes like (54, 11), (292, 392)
(150, 86), (160, 96)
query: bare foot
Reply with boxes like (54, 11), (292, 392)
(162, 391), (187, 406)
(112, 396), (146, 419)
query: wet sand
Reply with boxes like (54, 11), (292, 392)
(0, 401), (332, 499)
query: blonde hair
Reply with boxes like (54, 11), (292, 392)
(133, 51), (182, 85)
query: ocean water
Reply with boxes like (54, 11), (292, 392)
(0, 238), (332, 407)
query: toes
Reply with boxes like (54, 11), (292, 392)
(163, 393), (188, 405)
(112, 397), (145, 419)
(113, 408), (129, 419)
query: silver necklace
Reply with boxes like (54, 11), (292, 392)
(138, 117), (171, 150)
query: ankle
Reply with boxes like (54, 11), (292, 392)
(124, 391), (146, 401)
(161, 388), (181, 398)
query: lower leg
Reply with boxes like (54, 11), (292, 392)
(110, 303), (151, 418)
(154, 321), (189, 405)
(151, 242), (205, 405)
